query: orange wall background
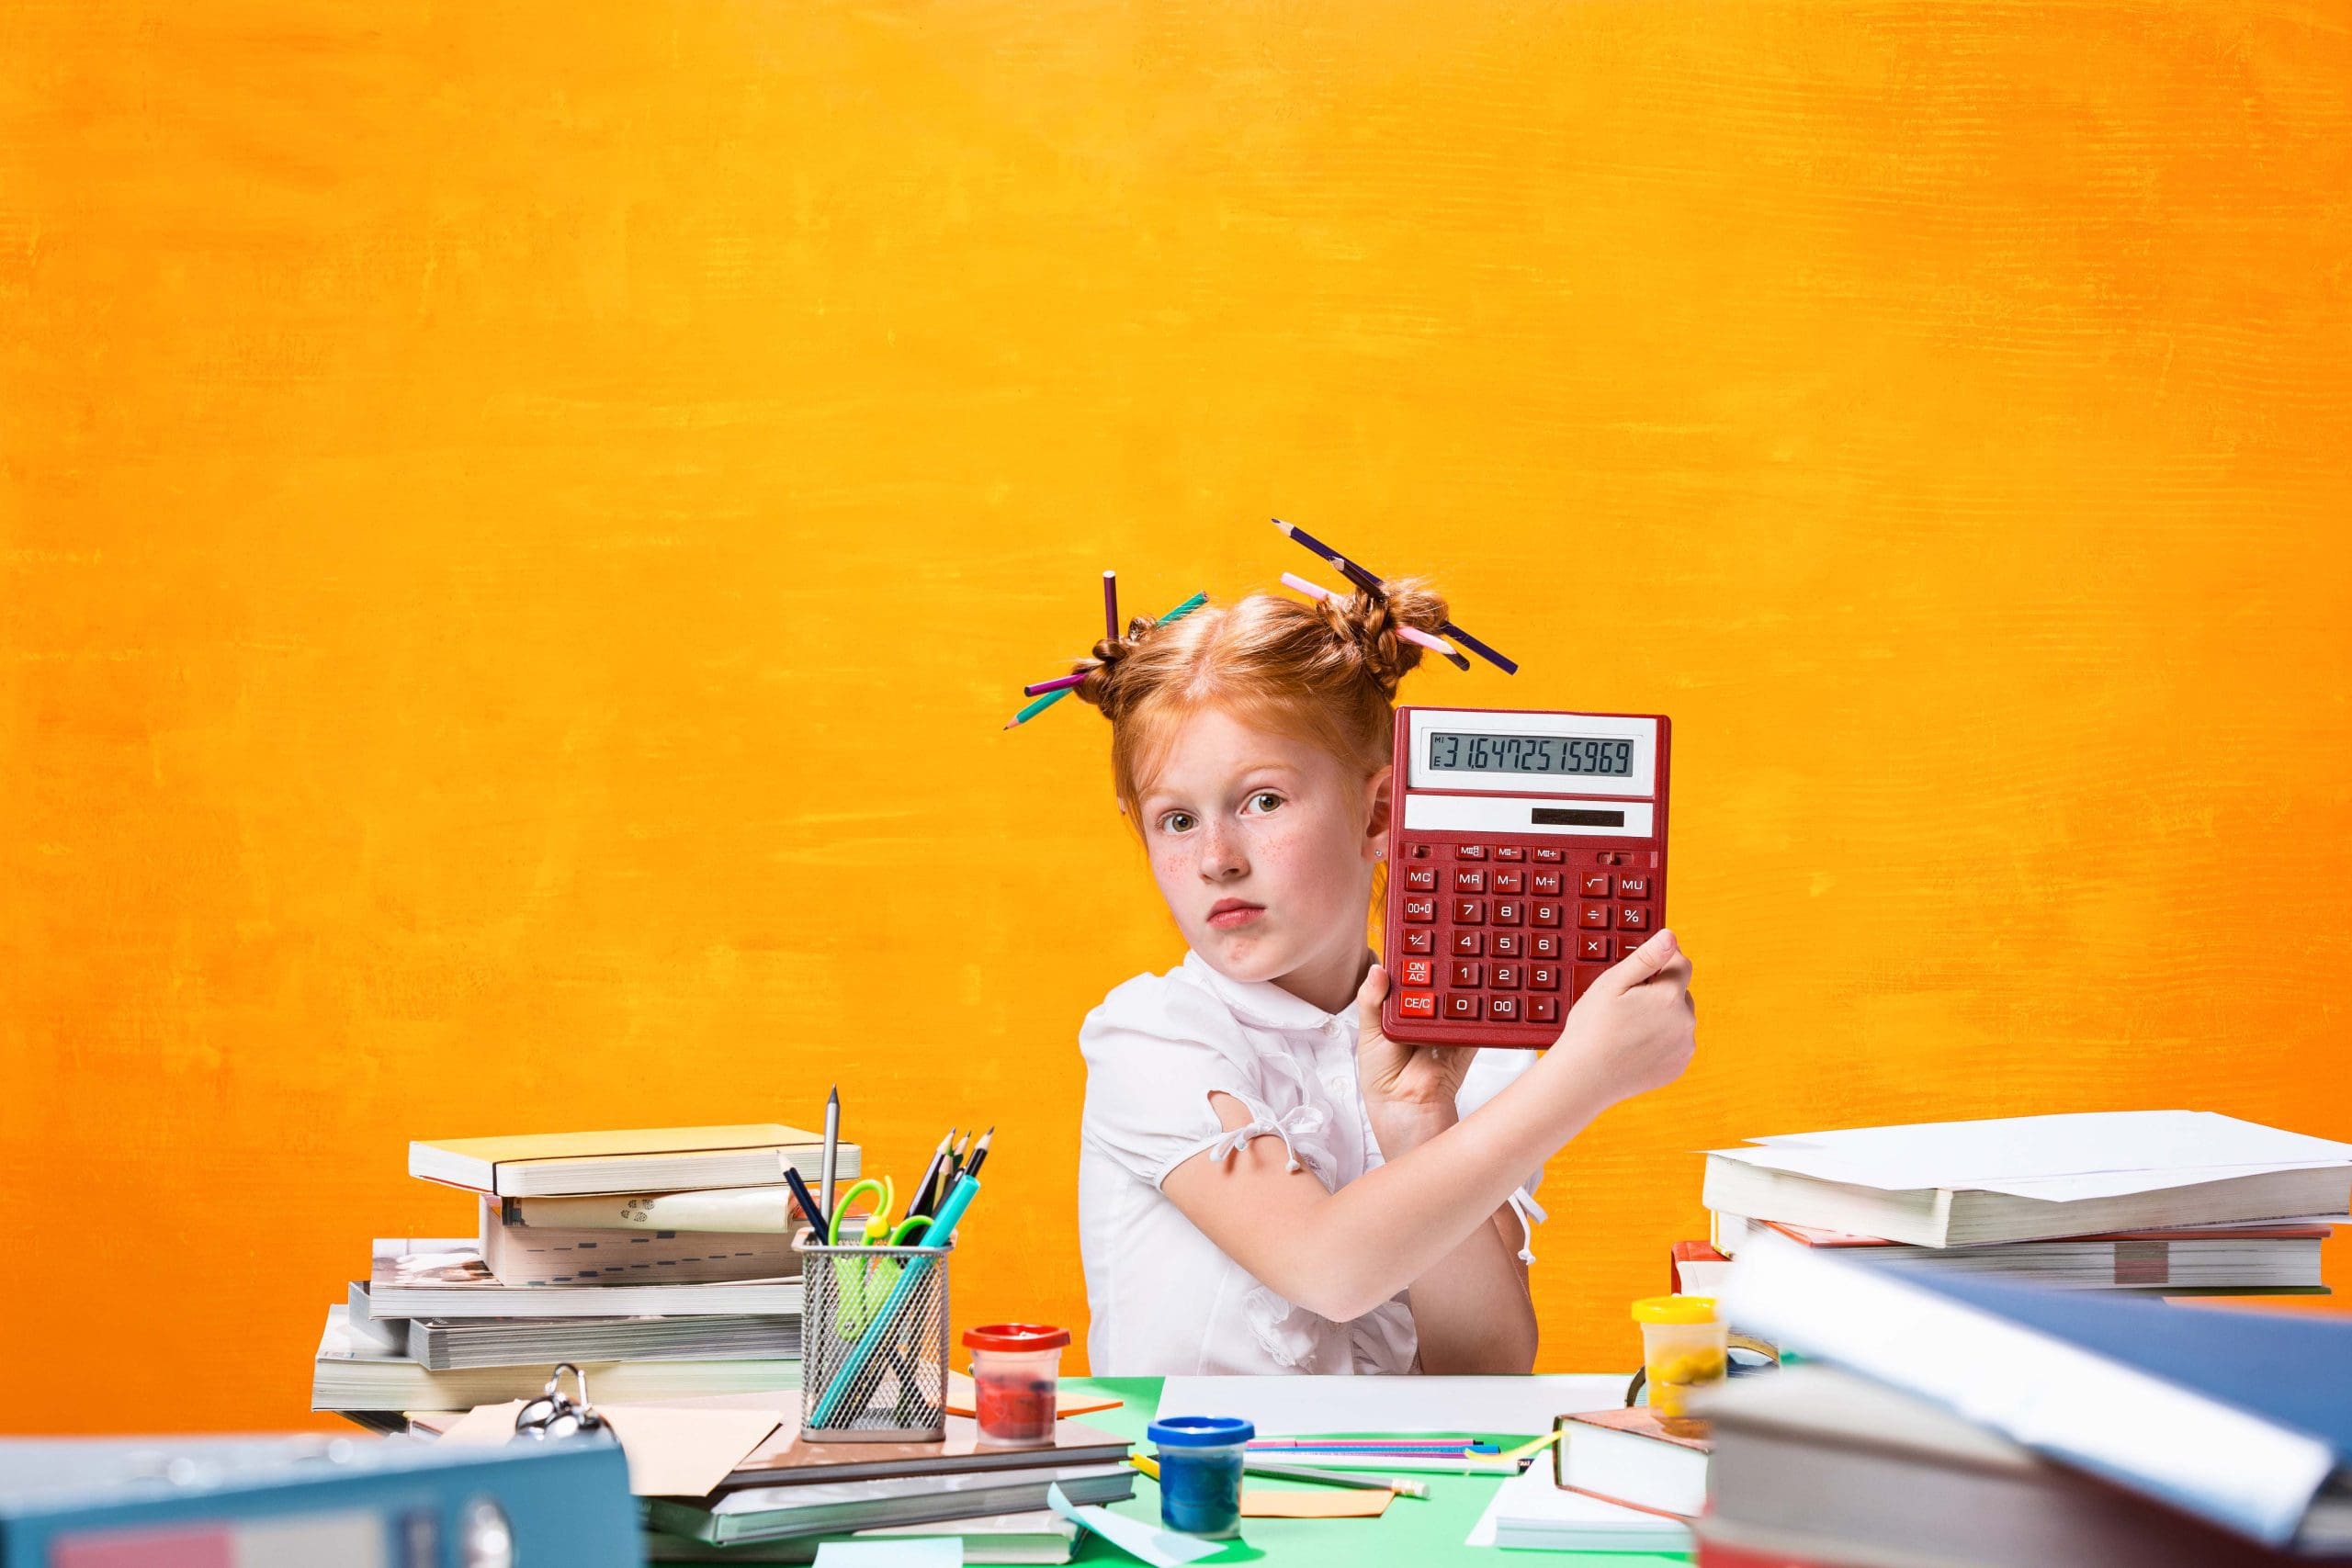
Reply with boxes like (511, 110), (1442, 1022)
(5, 1), (2349, 1432)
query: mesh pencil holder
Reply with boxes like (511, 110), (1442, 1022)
(796, 1236), (955, 1442)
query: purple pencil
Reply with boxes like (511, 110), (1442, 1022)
(1023, 673), (1089, 697)
(1103, 570), (1119, 642)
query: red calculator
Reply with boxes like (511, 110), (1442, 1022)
(1380, 706), (1671, 1048)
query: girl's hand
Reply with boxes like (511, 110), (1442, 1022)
(1353, 963), (1479, 1151)
(1555, 928), (1696, 1106)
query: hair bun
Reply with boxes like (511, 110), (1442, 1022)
(1314, 577), (1452, 700)
(1069, 614), (1162, 719)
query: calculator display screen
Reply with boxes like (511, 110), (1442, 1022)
(1428, 731), (1635, 777)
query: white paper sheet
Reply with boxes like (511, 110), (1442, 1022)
(1709, 1111), (2352, 1197)
(813, 1541), (962, 1567)
(1154, 1374), (1626, 1439)
(1464, 1457), (1691, 1552)
(1045, 1482), (1218, 1566)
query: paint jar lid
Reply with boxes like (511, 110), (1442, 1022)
(1148, 1415), (1256, 1449)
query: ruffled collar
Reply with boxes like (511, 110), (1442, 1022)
(1179, 949), (1369, 1034)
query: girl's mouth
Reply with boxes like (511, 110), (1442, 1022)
(1206, 901), (1265, 930)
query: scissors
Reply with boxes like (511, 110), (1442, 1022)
(827, 1179), (937, 1339)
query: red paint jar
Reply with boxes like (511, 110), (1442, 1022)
(960, 1323), (1070, 1446)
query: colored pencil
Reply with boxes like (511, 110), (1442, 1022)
(1004, 591), (1207, 728)
(1103, 570), (1119, 641)
(1271, 518), (1517, 674)
(910, 1129), (956, 1219)
(962, 1126), (994, 1180)
(781, 1164), (830, 1242)
(1023, 673), (1088, 697)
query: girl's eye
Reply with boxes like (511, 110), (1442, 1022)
(1249, 792), (1283, 813)
(1159, 811), (1195, 834)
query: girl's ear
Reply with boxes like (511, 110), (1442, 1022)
(1363, 763), (1395, 859)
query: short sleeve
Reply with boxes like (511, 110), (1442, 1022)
(1080, 973), (1283, 1190)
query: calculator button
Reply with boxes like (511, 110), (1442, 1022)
(1491, 901), (1524, 926)
(1402, 897), (1436, 924)
(1491, 964), (1521, 990)
(1402, 929), (1435, 955)
(1531, 871), (1562, 897)
(1453, 868), (1487, 894)
(1533, 846), (1566, 863)
(1532, 902), (1564, 928)
(1580, 873), (1612, 897)
(1571, 964), (1603, 998)
(1579, 903), (1611, 929)
(1445, 994), (1482, 1020)
(1449, 961), (1484, 987)
(1400, 958), (1433, 987)
(1491, 869), (1525, 896)
(1453, 899), (1487, 925)
(1578, 933), (1612, 963)
(1618, 906), (1649, 931)
(1451, 931), (1485, 956)
(1531, 932), (1562, 959)
(1404, 865), (1437, 892)
(1455, 844), (1487, 860)
(1491, 931), (1523, 958)
(1487, 996), (1521, 1021)
(1616, 876), (1651, 899)
(1530, 964), (1561, 991)
(1493, 845), (1525, 862)
(1407, 841), (1431, 859)
(1398, 991), (1437, 1019)
(1528, 995), (1559, 1024)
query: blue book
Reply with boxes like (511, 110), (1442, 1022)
(1728, 1235), (2352, 1555)
(1, 1434), (638, 1568)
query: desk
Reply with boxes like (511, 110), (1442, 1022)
(1060, 1378), (1691, 1566)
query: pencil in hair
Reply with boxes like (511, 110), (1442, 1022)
(1001, 591), (1209, 729)
(1272, 517), (1383, 597)
(1103, 570), (1119, 642)
(1023, 673), (1088, 697)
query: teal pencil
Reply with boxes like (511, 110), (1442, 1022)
(1003, 591), (1208, 729)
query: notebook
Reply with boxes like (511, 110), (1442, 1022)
(401, 1308), (802, 1371)
(412, 1124), (853, 1197)
(1712, 1213), (2329, 1292)
(1557, 1406), (1711, 1518)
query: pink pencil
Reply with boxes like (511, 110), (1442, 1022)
(1023, 672), (1088, 697)
(1279, 572), (1466, 667)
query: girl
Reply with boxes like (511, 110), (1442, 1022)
(1068, 575), (1697, 1375)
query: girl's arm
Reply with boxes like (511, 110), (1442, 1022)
(1160, 930), (1695, 1327)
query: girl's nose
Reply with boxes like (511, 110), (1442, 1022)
(1197, 821), (1247, 881)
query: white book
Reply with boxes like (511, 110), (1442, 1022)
(1704, 1111), (2352, 1247)
(311, 1306), (799, 1412)
(371, 1247), (801, 1318)
(411, 1123), (856, 1198)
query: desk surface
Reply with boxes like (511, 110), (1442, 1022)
(1062, 1378), (1690, 1566)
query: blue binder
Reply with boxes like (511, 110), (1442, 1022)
(0, 1432), (637, 1568)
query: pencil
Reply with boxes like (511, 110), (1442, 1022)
(1023, 673), (1089, 697)
(1279, 573), (1467, 669)
(962, 1126), (994, 1180)
(1003, 591), (1208, 729)
(909, 1129), (955, 1219)
(1272, 519), (1517, 674)
(819, 1085), (840, 1230)
(1103, 570), (1118, 642)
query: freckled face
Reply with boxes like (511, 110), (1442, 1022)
(1136, 707), (1383, 986)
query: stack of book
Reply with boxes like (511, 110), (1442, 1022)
(1692, 1111), (2349, 1299)
(1704, 1236), (2352, 1566)
(314, 1123), (857, 1427)
(1546, 1111), (2352, 1553)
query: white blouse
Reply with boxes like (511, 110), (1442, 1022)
(1077, 949), (1546, 1377)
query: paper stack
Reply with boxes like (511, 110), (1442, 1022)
(314, 1124), (859, 1424)
(1690, 1111), (2349, 1297)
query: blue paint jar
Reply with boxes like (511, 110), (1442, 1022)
(1146, 1415), (1255, 1538)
